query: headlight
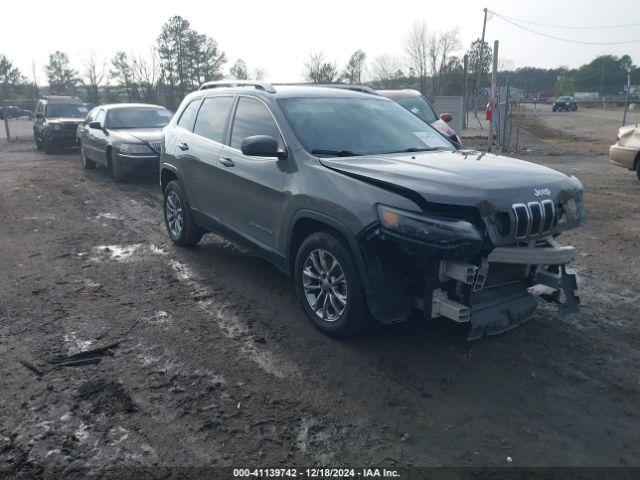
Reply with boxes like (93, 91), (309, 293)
(51, 123), (61, 131)
(118, 143), (153, 154)
(377, 205), (483, 248)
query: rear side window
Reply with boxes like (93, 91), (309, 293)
(193, 97), (234, 143)
(177, 99), (202, 131)
(394, 96), (438, 123)
(230, 98), (280, 150)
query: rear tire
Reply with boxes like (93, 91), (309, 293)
(294, 230), (370, 338)
(163, 180), (203, 247)
(80, 144), (96, 169)
(635, 156), (640, 184)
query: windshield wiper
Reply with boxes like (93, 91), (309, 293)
(311, 149), (360, 157)
(384, 147), (446, 154)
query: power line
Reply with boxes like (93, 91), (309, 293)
(489, 11), (640, 45)
(490, 12), (640, 30)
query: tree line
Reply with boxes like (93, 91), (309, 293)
(1, 16), (638, 110)
(0, 16), (261, 110)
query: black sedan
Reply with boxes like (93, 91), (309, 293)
(76, 104), (173, 181)
(552, 96), (578, 112)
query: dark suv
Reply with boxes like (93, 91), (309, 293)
(552, 96), (578, 112)
(34, 96), (90, 153)
(160, 81), (586, 340)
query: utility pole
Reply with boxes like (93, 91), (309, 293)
(1, 98), (10, 142)
(599, 58), (605, 108)
(473, 7), (488, 128)
(31, 61), (40, 98)
(488, 40), (499, 152)
(463, 54), (468, 129)
(622, 67), (631, 126)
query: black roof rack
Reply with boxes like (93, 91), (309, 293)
(272, 83), (378, 95)
(199, 80), (276, 94)
(41, 95), (85, 103)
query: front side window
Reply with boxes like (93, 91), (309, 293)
(278, 97), (453, 157)
(230, 97), (280, 151)
(193, 96), (234, 143)
(393, 95), (438, 123)
(94, 110), (106, 127)
(84, 108), (98, 124)
(177, 99), (202, 131)
(45, 103), (89, 118)
(106, 107), (172, 129)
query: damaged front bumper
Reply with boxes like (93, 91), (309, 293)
(360, 226), (581, 340)
(458, 241), (580, 340)
(430, 240), (580, 340)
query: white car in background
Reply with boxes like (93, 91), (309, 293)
(609, 124), (640, 183)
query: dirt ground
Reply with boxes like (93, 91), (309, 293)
(1, 109), (639, 476)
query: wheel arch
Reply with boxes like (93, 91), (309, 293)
(160, 165), (180, 193)
(286, 210), (382, 319)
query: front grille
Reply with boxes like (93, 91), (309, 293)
(511, 200), (555, 239)
(61, 122), (79, 131)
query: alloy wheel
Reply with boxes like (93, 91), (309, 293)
(302, 248), (348, 322)
(165, 191), (184, 238)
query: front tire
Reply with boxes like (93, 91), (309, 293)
(110, 153), (126, 182)
(43, 137), (54, 154)
(635, 156), (640, 184)
(294, 230), (370, 338)
(163, 180), (203, 246)
(80, 144), (96, 169)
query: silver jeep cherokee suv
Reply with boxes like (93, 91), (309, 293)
(160, 81), (586, 339)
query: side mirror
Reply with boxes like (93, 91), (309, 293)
(440, 113), (453, 123)
(89, 121), (102, 130)
(241, 135), (286, 159)
(35, 112), (43, 119)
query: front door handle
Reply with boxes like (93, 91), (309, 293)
(178, 142), (189, 151)
(219, 157), (235, 167)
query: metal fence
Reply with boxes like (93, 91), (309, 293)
(1, 100), (38, 142)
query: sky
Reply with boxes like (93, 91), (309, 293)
(3, 0), (640, 84)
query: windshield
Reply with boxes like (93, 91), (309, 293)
(392, 95), (439, 123)
(106, 107), (172, 129)
(557, 96), (572, 102)
(45, 104), (89, 118)
(278, 97), (453, 157)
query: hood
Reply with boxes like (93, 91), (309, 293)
(110, 128), (162, 144)
(431, 119), (456, 138)
(46, 117), (83, 124)
(320, 150), (583, 216)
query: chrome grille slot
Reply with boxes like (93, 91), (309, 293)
(528, 202), (543, 236)
(541, 200), (555, 232)
(512, 204), (529, 239)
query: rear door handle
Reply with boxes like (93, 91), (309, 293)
(178, 142), (189, 151)
(219, 157), (235, 167)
